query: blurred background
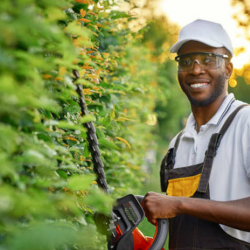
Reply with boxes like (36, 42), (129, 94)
(0, 0), (249, 249)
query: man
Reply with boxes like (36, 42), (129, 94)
(141, 19), (250, 249)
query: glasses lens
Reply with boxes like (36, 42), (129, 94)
(176, 53), (223, 71)
(178, 55), (193, 70)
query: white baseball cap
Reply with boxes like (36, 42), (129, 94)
(170, 19), (233, 56)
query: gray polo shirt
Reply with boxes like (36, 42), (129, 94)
(169, 93), (250, 242)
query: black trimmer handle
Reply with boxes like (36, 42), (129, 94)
(149, 219), (169, 250)
(135, 195), (168, 250)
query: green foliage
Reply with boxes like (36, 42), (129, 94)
(229, 72), (250, 103)
(140, 18), (190, 157)
(0, 0), (187, 249)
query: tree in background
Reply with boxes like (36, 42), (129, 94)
(229, 0), (250, 103)
(141, 17), (190, 142)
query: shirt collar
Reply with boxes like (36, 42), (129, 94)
(185, 93), (235, 134)
(206, 93), (235, 125)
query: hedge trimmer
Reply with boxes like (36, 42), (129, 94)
(74, 70), (168, 250)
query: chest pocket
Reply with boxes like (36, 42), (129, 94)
(167, 173), (201, 197)
(164, 162), (203, 197)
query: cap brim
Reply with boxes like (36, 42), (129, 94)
(170, 38), (224, 53)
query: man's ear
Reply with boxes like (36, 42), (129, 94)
(225, 61), (233, 79)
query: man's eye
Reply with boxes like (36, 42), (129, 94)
(203, 56), (216, 65)
(180, 58), (192, 66)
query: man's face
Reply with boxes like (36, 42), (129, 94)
(177, 41), (232, 107)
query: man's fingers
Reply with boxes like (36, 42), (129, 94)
(140, 192), (160, 225)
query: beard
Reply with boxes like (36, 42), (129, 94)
(179, 73), (227, 107)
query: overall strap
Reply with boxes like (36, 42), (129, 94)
(198, 104), (248, 193)
(167, 130), (183, 170)
(160, 130), (183, 192)
(174, 130), (183, 150)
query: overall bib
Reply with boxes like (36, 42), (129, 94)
(160, 104), (250, 250)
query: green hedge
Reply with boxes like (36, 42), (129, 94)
(0, 0), (188, 249)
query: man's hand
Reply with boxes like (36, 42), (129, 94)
(140, 192), (183, 225)
(140, 191), (250, 232)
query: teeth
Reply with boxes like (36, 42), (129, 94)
(190, 83), (207, 88)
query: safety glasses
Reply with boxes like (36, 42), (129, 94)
(175, 52), (229, 72)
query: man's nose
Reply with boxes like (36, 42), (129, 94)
(190, 59), (204, 74)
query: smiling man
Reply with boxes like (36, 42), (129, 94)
(141, 19), (250, 249)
